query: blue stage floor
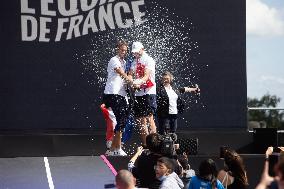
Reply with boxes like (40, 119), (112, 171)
(0, 156), (116, 189)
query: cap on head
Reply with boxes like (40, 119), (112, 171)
(131, 41), (144, 53)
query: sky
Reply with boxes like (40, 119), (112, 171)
(246, 0), (284, 107)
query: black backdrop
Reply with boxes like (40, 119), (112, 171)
(0, 0), (246, 131)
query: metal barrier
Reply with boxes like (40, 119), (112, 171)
(247, 107), (284, 131)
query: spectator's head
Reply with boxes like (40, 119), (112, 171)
(146, 133), (162, 153)
(223, 149), (243, 171)
(115, 169), (136, 189)
(223, 148), (248, 185)
(198, 159), (218, 181)
(161, 71), (174, 85)
(155, 157), (174, 180)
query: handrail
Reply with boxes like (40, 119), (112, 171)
(248, 107), (284, 110)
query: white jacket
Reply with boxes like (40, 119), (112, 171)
(160, 172), (184, 189)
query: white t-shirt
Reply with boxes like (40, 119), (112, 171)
(104, 56), (126, 96)
(131, 52), (156, 96)
(165, 85), (178, 114)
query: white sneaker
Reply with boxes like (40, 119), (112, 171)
(105, 149), (127, 156)
(116, 148), (127, 156)
(105, 149), (115, 156)
(106, 140), (112, 149)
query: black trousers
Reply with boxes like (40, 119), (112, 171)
(158, 114), (178, 135)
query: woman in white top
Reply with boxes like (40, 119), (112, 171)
(103, 41), (133, 156)
(156, 71), (199, 134)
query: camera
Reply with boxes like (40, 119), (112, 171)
(159, 133), (178, 157)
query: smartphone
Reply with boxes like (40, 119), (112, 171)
(269, 153), (279, 177)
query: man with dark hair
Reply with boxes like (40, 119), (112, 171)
(104, 41), (133, 156)
(155, 157), (184, 189)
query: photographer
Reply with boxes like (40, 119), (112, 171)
(128, 133), (179, 188)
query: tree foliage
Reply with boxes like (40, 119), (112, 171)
(248, 94), (284, 128)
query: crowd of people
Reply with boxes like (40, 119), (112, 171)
(114, 136), (251, 189)
(101, 41), (284, 189)
(114, 145), (284, 189)
(102, 41), (251, 189)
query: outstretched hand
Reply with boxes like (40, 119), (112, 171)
(136, 146), (144, 156)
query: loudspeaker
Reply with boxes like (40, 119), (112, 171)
(176, 138), (198, 155)
(253, 128), (278, 154)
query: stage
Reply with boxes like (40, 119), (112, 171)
(0, 128), (256, 157)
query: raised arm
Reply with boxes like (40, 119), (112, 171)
(255, 147), (274, 189)
(128, 146), (144, 172)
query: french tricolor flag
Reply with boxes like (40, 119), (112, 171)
(100, 104), (134, 143)
(100, 104), (116, 142)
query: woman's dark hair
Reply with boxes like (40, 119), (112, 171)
(157, 157), (174, 174)
(198, 159), (218, 189)
(224, 149), (249, 186)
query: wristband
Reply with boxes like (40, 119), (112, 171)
(265, 157), (269, 161)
